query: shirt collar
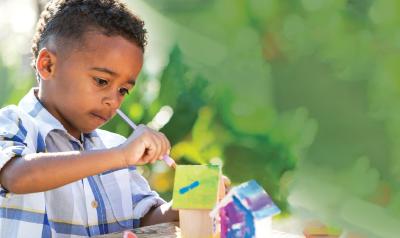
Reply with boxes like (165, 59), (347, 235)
(18, 88), (71, 139)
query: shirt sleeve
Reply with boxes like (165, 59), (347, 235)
(0, 106), (36, 196)
(129, 167), (166, 219)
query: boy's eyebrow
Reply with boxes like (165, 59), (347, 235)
(90, 67), (136, 85)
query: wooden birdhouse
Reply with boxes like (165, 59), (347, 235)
(172, 165), (222, 238)
(210, 180), (281, 238)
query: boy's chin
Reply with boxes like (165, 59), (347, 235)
(81, 119), (109, 132)
(80, 125), (101, 134)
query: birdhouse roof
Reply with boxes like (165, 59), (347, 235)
(210, 180), (280, 219)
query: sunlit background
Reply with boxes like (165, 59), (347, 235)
(1, 0), (399, 237)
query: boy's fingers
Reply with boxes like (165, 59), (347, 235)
(222, 175), (231, 192)
(154, 132), (165, 160)
(140, 133), (158, 164)
(152, 132), (167, 163)
(222, 175), (231, 186)
(218, 177), (225, 201)
(156, 132), (165, 153)
(152, 132), (169, 163)
(157, 132), (168, 158)
(142, 128), (161, 163)
(151, 133), (163, 163)
(160, 132), (171, 155)
(129, 125), (171, 165)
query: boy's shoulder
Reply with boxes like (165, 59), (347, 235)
(0, 104), (35, 125)
(0, 104), (23, 119)
(0, 104), (39, 133)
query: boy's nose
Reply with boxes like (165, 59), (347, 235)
(103, 92), (122, 109)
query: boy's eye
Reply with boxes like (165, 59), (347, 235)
(94, 77), (108, 86)
(119, 87), (130, 96)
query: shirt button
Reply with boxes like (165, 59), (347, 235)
(91, 200), (98, 208)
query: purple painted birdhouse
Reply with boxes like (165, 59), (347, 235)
(210, 180), (281, 238)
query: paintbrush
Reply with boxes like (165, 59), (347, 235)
(116, 109), (177, 169)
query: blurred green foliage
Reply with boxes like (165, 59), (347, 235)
(2, 0), (400, 236)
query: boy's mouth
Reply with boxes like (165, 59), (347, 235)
(90, 112), (111, 123)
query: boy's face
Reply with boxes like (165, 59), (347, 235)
(37, 31), (143, 139)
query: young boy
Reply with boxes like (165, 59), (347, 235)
(0, 0), (178, 237)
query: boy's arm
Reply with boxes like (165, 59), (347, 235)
(0, 148), (123, 194)
(0, 125), (171, 194)
(140, 201), (179, 226)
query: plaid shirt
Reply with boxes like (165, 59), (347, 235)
(0, 88), (165, 237)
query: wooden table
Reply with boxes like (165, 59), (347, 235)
(95, 222), (304, 238)
(95, 222), (180, 238)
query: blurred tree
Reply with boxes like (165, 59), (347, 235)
(2, 0), (399, 236)
(128, 0), (399, 235)
(0, 60), (14, 106)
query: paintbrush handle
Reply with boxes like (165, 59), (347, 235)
(116, 109), (176, 169)
(116, 109), (137, 129)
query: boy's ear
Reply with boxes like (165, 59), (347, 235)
(36, 48), (57, 81)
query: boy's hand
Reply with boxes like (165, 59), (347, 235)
(219, 175), (231, 201)
(118, 124), (171, 167)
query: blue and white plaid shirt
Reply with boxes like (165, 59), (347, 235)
(0, 88), (165, 237)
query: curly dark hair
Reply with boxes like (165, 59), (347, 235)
(31, 0), (147, 73)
